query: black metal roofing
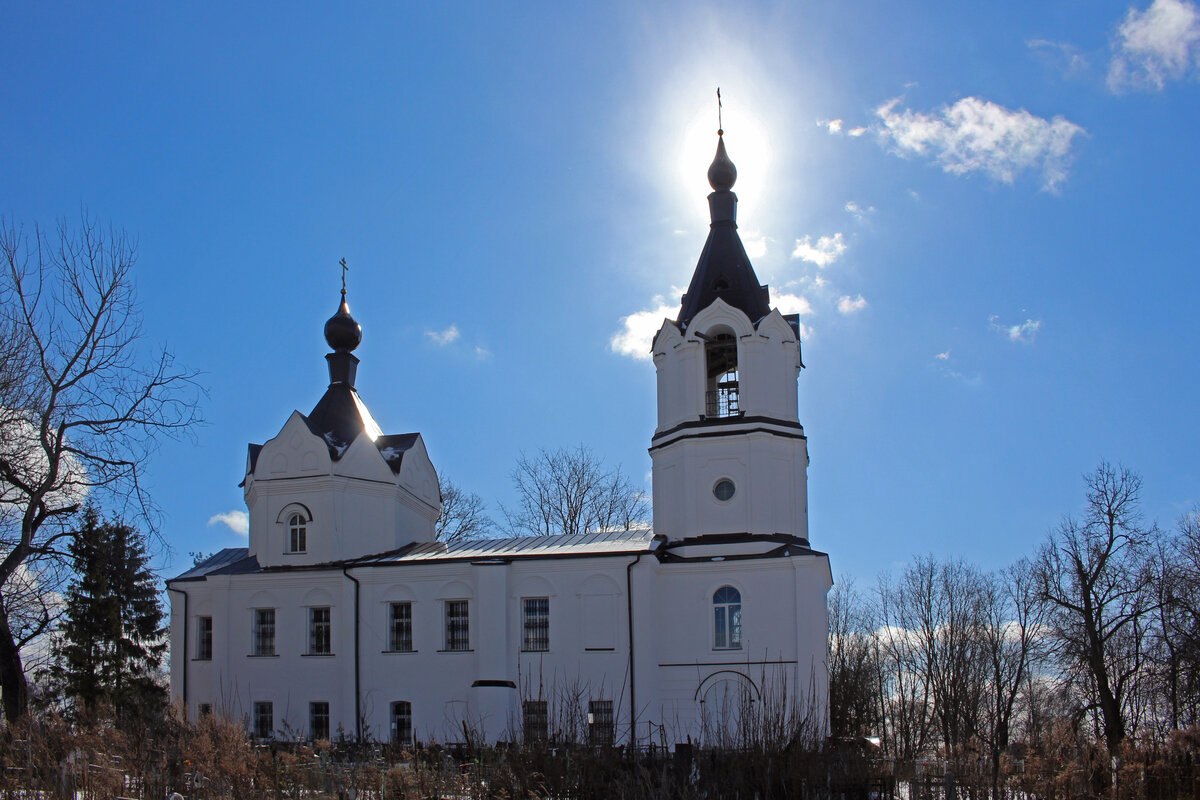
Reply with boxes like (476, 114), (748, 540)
(169, 547), (259, 582)
(354, 528), (660, 565)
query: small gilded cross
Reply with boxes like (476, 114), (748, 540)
(339, 257), (349, 295)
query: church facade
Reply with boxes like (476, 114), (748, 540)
(167, 133), (832, 747)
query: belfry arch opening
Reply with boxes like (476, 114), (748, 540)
(704, 327), (740, 418)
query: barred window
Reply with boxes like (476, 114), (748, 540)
(390, 701), (412, 746)
(713, 586), (742, 650)
(445, 600), (469, 651)
(389, 602), (413, 652)
(252, 609), (275, 656)
(310, 701), (330, 741)
(522, 597), (549, 652)
(588, 700), (614, 747)
(522, 700), (548, 743)
(289, 513), (307, 553)
(197, 616), (213, 660)
(253, 701), (273, 739)
(309, 607), (331, 655)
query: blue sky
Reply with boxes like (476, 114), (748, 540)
(2, 1), (1197, 587)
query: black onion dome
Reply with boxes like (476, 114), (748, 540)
(324, 294), (362, 352)
(707, 133), (737, 191)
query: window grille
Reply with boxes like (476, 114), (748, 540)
(522, 700), (548, 743)
(389, 602), (413, 652)
(197, 616), (213, 660)
(310, 701), (330, 740)
(253, 701), (273, 739)
(713, 586), (742, 649)
(522, 597), (550, 652)
(445, 600), (470, 651)
(288, 513), (307, 552)
(390, 701), (413, 746)
(253, 608), (275, 656)
(309, 607), (331, 654)
(588, 700), (615, 747)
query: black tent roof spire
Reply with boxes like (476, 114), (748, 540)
(676, 118), (771, 330)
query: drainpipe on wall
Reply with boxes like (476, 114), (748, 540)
(625, 553), (644, 749)
(342, 567), (362, 741)
(168, 587), (188, 712)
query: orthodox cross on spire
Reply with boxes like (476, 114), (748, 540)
(717, 87), (723, 135)
(340, 257), (349, 297)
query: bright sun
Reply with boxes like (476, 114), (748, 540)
(675, 97), (775, 212)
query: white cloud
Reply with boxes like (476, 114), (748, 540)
(208, 510), (249, 536)
(847, 126), (868, 137)
(611, 300), (680, 360)
(935, 350), (951, 360)
(742, 234), (768, 259)
(792, 232), (847, 267)
(770, 290), (814, 316)
(424, 324), (460, 346)
(989, 315), (1043, 343)
(837, 295), (869, 315)
(474, 346), (491, 360)
(818, 118), (844, 134)
(813, 274), (829, 288)
(874, 96), (1086, 191)
(1108, 0), (1200, 91)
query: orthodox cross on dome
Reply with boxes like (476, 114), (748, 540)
(340, 257), (349, 297)
(717, 86), (723, 135)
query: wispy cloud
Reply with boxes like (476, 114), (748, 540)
(611, 299), (679, 360)
(792, 232), (847, 267)
(844, 201), (876, 221)
(474, 346), (491, 360)
(1028, 38), (1090, 76)
(817, 118), (844, 134)
(1108, 0), (1200, 91)
(208, 510), (249, 536)
(837, 294), (869, 315)
(933, 351), (982, 387)
(990, 315), (1043, 343)
(424, 324), (461, 345)
(847, 126), (868, 137)
(874, 96), (1086, 191)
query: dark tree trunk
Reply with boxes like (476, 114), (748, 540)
(0, 595), (28, 722)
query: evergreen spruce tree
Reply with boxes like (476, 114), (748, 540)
(53, 507), (168, 722)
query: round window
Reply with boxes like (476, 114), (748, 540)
(713, 479), (736, 502)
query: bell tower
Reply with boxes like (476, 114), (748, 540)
(650, 131), (810, 543)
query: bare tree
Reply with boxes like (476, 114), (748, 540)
(827, 577), (880, 739)
(874, 571), (934, 760)
(979, 557), (1051, 797)
(1147, 507), (1200, 732)
(500, 445), (648, 537)
(1035, 461), (1156, 754)
(436, 477), (493, 542)
(0, 216), (201, 722)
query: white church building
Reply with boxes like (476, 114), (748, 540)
(167, 132), (832, 748)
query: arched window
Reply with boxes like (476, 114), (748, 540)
(705, 331), (739, 417)
(713, 586), (742, 649)
(288, 513), (307, 553)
